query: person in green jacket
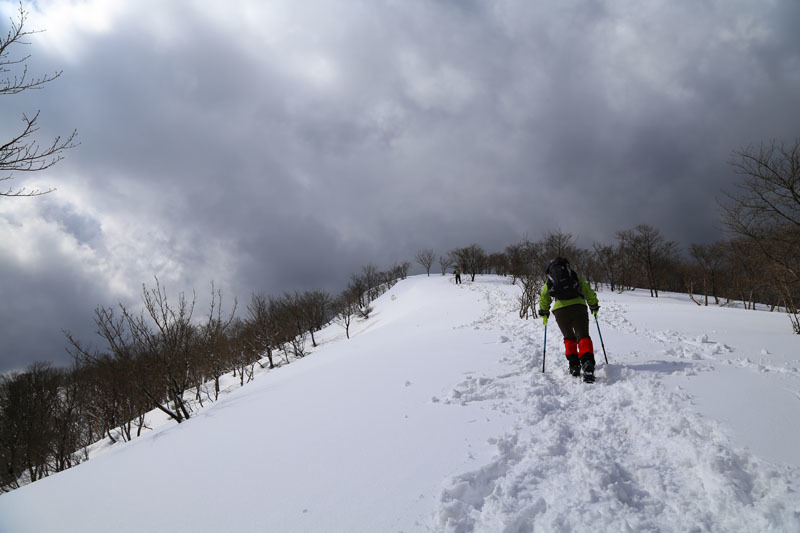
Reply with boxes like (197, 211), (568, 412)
(538, 257), (599, 381)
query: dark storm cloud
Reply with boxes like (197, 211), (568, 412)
(1, 0), (799, 373)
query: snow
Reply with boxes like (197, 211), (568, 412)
(1, 275), (799, 532)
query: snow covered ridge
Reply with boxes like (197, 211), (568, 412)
(1, 275), (798, 532)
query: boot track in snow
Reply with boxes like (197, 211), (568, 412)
(435, 280), (798, 532)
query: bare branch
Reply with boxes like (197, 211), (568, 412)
(1, 3), (78, 197)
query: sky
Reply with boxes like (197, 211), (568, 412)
(1, 0), (799, 373)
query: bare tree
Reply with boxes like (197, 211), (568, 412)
(138, 280), (198, 421)
(299, 289), (331, 348)
(1, 4), (78, 197)
(333, 288), (360, 339)
(486, 252), (508, 276)
(197, 283), (237, 401)
(505, 241), (540, 285)
(720, 140), (800, 330)
(450, 244), (487, 282)
(592, 242), (624, 292)
(504, 239), (545, 318)
(347, 274), (368, 308)
(438, 255), (451, 276)
(725, 239), (763, 310)
(362, 264), (381, 301)
(380, 268), (395, 291)
(415, 249), (435, 276)
(505, 243), (524, 284)
(720, 140), (800, 273)
(228, 319), (260, 387)
(0, 363), (60, 487)
(0, 361), (94, 492)
(689, 243), (727, 306)
(247, 293), (277, 369)
(81, 353), (146, 443)
(49, 362), (91, 472)
(272, 293), (308, 358)
(392, 261), (411, 281)
(542, 230), (580, 263)
(616, 224), (679, 297)
(67, 279), (199, 424)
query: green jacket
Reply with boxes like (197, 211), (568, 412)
(539, 274), (598, 312)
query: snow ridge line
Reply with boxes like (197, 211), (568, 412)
(434, 281), (798, 532)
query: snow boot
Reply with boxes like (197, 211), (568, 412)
(581, 354), (596, 383)
(567, 354), (581, 377)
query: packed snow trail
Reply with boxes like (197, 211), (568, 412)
(435, 279), (798, 532)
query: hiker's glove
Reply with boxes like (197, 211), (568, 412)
(589, 304), (599, 317)
(538, 309), (550, 325)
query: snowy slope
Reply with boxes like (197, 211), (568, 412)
(0, 275), (798, 532)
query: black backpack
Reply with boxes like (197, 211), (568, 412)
(546, 258), (582, 300)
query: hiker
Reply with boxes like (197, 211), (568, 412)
(538, 258), (600, 382)
(454, 267), (462, 285)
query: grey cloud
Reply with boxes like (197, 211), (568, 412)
(1, 0), (799, 373)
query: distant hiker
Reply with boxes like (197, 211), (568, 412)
(538, 258), (600, 382)
(454, 267), (462, 285)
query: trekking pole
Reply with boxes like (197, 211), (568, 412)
(542, 320), (547, 373)
(594, 315), (609, 364)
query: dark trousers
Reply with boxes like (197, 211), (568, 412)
(553, 304), (590, 340)
(553, 304), (594, 360)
